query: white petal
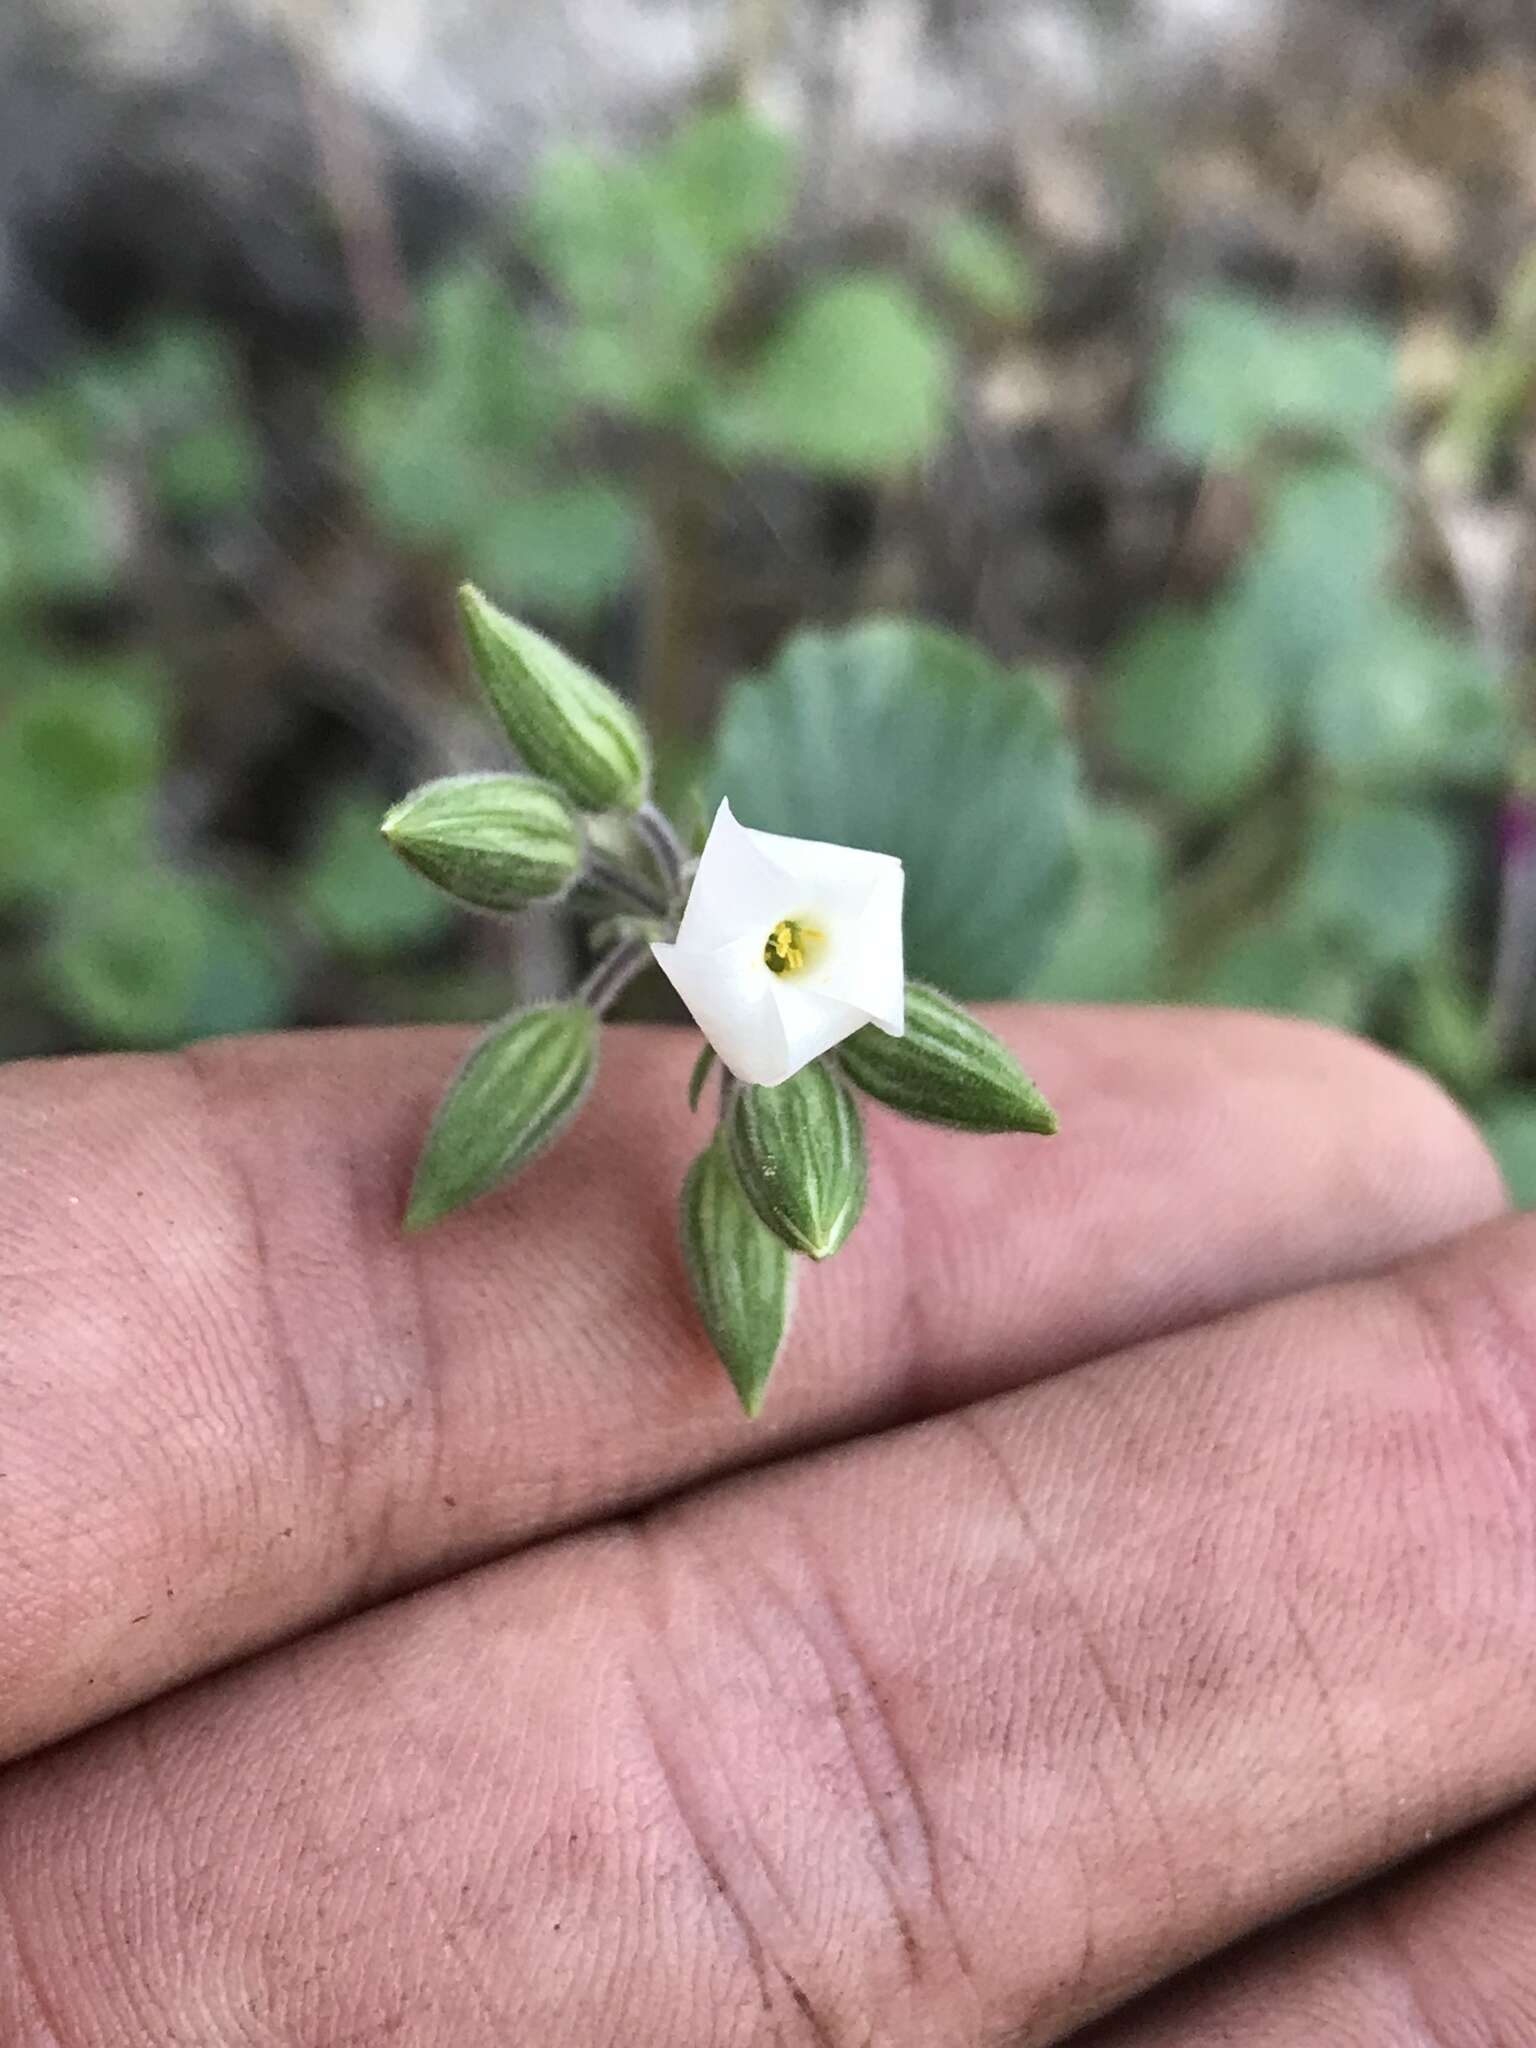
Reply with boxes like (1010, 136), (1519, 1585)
(769, 981), (872, 1080)
(741, 820), (903, 901)
(814, 864), (905, 1033)
(652, 934), (789, 1086)
(674, 799), (793, 952)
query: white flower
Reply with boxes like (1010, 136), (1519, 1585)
(652, 800), (904, 1088)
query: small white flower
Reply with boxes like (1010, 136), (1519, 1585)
(652, 800), (904, 1088)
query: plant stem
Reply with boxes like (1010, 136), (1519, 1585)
(578, 938), (654, 1017)
(633, 801), (689, 897)
(586, 858), (668, 919)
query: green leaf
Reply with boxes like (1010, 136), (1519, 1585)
(728, 1062), (868, 1260)
(1299, 798), (1466, 970)
(0, 397), (118, 600)
(1222, 462), (1403, 710)
(838, 982), (1056, 1134)
(41, 868), (216, 1045)
(529, 147), (722, 420)
(1152, 289), (1397, 462)
(459, 584), (651, 812)
(704, 274), (952, 479)
(1030, 803), (1170, 1001)
(1479, 1093), (1536, 1209)
(688, 1042), (718, 1113)
(1188, 915), (1369, 1031)
(653, 107), (795, 268)
(1304, 606), (1509, 787)
(469, 482), (638, 618)
(382, 773), (583, 913)
(0, 659), (167, 904)
(406, 1003), (600, 1230)
(303, 791), (455, 961)
(1104, 607), (1281, 814)
(927, 212), (1036, 322)
(710, 620), (1083, 999)
(1400, 954), (1496, 1098)
(680, 1129), (797, 1417)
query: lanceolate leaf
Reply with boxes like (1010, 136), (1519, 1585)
(729, 1062), (867, 1260)
(680, 1131), (796, 1417)
(838, 983), (1056, 1135)
(406, 1003), (599, 1230)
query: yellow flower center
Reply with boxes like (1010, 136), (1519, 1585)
(763, 917), (822, 977)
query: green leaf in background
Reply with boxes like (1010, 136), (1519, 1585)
(1222, 461), (1403, 710)
(42, 869), (216, 1045)
(1299, 797), (1466, 970)
(1152, 289), (1397, 463)
(1030, 804), (1170, 1001)
(0, 659), (167, 903)
(1401, 952), (1497, 1098)
(344, 264), (570, 551)
(470, 481), (638, 618)
(710, 619), (1083, 999)
(651, 106), (795, 269)
(179, 890), (294, 1041)
(153, 420), (258, 520)
(0, 398), (118, 601)
(1104, 606), (1282, 813)
(302, 790), (456, 961)
(530, 146), (724, 420)
(1188, 913), (1368, 1031)
(704, 274), (952, 479)
(1304, 604), (1509, 787)
(1479, 1093), (1536, 1209)
(926, 211), (1037, 323)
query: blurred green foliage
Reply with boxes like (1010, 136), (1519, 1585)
(0, 107), (1532, 1202)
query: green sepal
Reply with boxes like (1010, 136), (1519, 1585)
(458, 583), (650, 812)
(680, 1130), (796, 1417)
(687, 1041), (718, 1112)
(381, 773), (582, 913)
(728, 1060), (867, 1260)
(837, 982), (1057, 1135)
(406, 1002), (599, 1230)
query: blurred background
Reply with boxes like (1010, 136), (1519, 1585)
(3, 0), (1536, 1199)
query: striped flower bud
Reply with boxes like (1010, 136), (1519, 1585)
(680, 1130), (796, 1417)
(382, 774), (582, 913)
(837, 981), (1056, 1135)
(405, 1003), (599, 1231)
(458, 583), (650, 813)
(728, 1060), (867, 1260)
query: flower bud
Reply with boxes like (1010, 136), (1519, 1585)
(406, 1002), (599, 1231)
(680, 1130), (796, 1417)
(458, 583), (650, 813)
(837, 982), (1057, 1135)
(382, 774), (582, 913)
(728, 1061), (867, 1260)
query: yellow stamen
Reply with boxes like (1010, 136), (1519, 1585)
(764, 917), (821, 976)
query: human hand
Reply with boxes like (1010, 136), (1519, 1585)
(0, 1008), (1532, 2045)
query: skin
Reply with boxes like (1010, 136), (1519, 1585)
(0, 1005), (1533, 2045)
